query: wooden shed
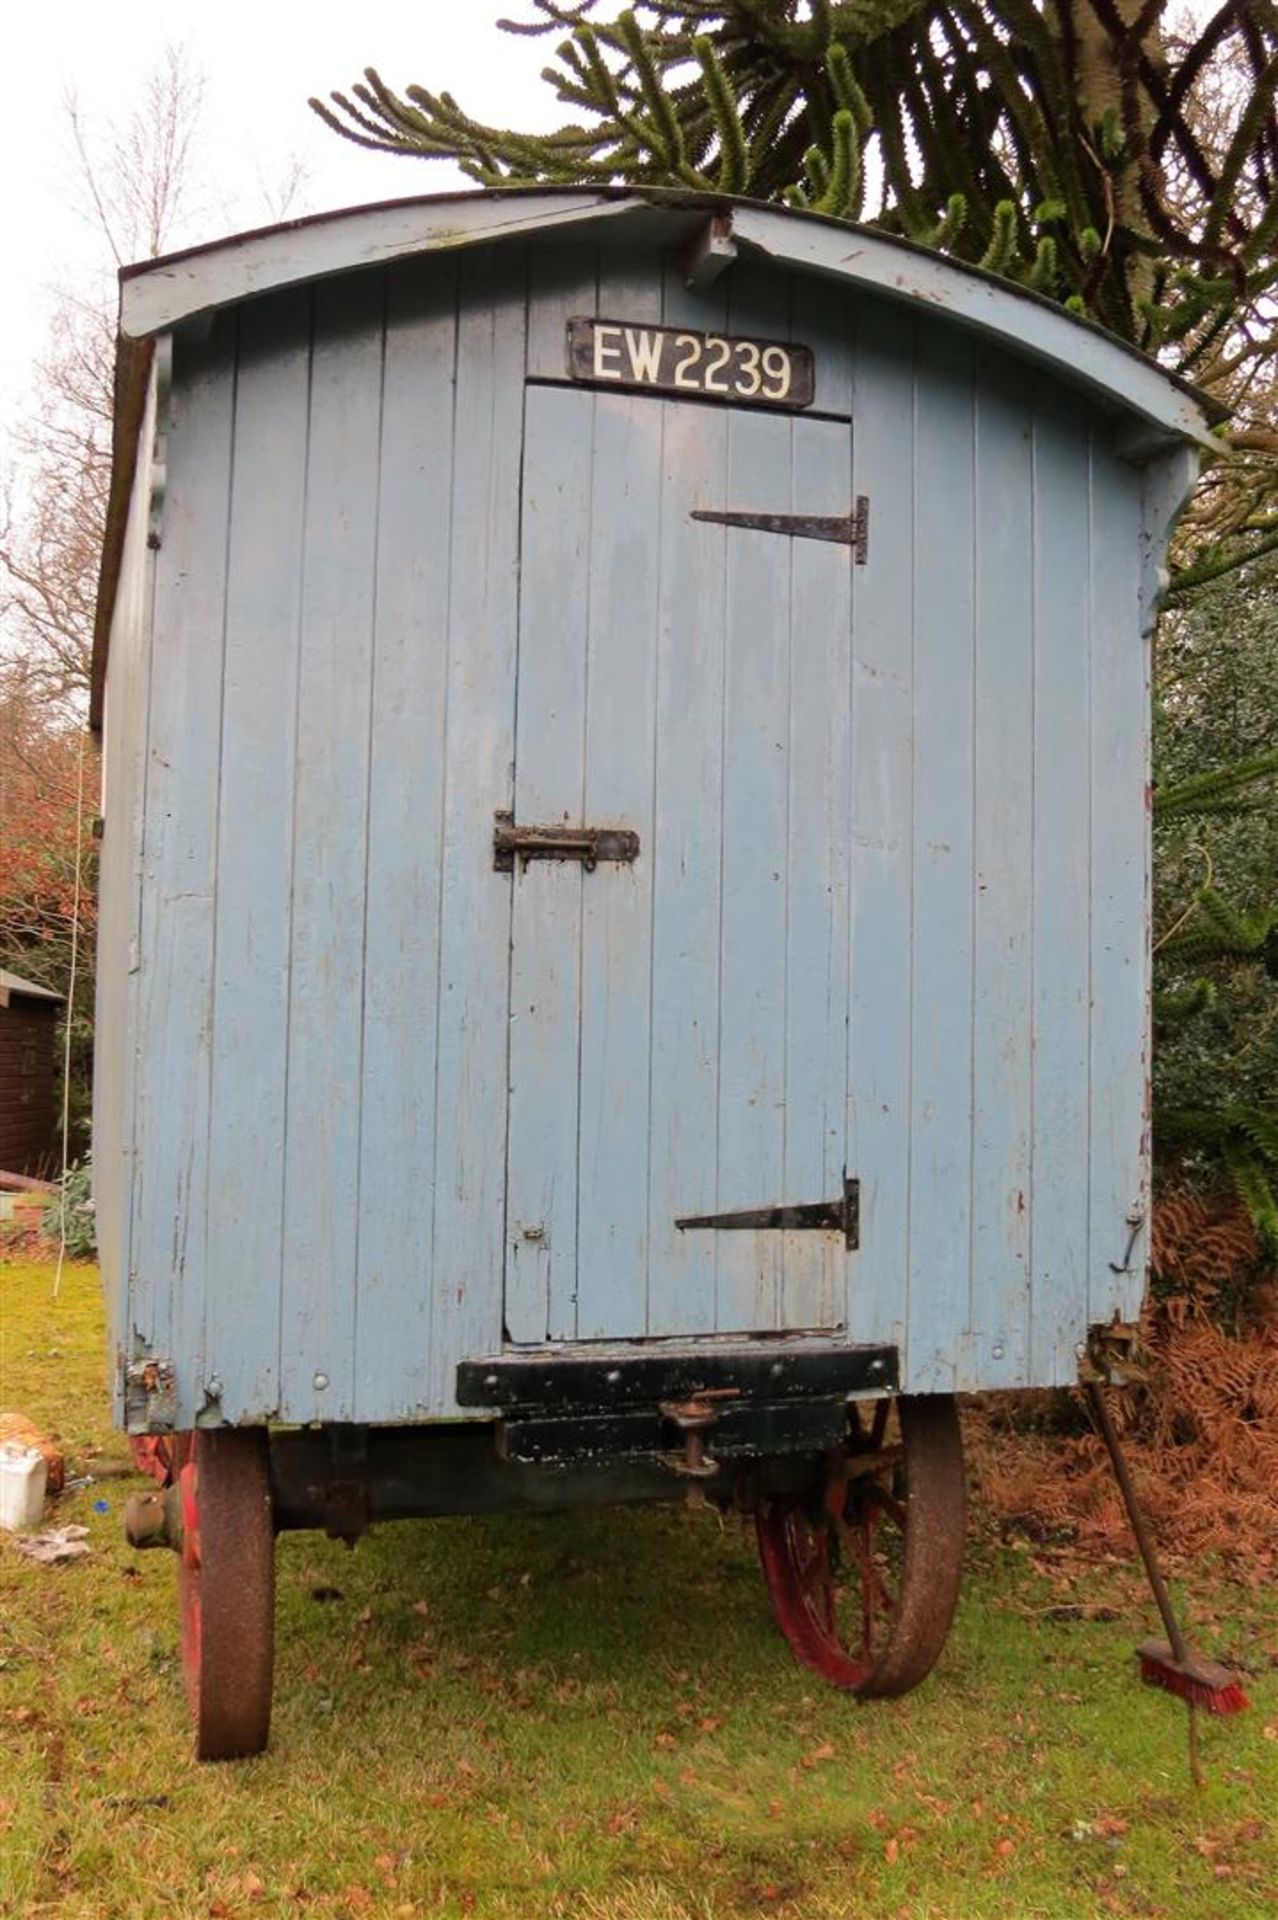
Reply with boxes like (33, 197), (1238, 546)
(92, 189), (1217, 1754)
(0, 968), (64, 1177)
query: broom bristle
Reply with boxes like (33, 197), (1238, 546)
(1137, 1639), (1250, 1716)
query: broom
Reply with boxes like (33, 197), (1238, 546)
(1083, 1377), (1249, 1716)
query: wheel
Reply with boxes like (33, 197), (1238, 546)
(756, 1394), (965, 1698)
(176, 1428), (275, 1760)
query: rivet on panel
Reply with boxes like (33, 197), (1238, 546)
(313, 1372), (329, 1391)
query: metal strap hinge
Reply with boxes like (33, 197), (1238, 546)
(675, 1174), (859, 1250)
(690, 495), (869, 563)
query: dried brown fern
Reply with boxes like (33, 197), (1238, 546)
(971, 1189), (1277, 1570)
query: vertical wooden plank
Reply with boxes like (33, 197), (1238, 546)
(525, 240), (598, 379)
(504, 380), (592, 1344)
(204, 288), (311, 1421)
(278, 271), (385, 1423)
(968, 355), (1034, 1389)
(781, 410), (853, 1330)
(1029, 394), (1093, 1385)
(428, 244), (527, 1402)
(714, 262), (794, 1332)
(768, 273), (857, 1331)
(906, 321), (976, 1394)
(1088, 444), (1147, 1327)
(845, 302), (915, 1368)
(790, 272), (856, 420)
(352, 257), (458, 1418)
(646, 393), (728, 1338)
(131, 319), (235, 1417)
(575, 389), (662, 1338)
(96, 368), (159, 1403)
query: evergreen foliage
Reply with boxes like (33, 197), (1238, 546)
(1153, 559), (1278, 1249)
(311, 2), (1278, 366)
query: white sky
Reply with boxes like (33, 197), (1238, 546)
(1, 0), (564, 440)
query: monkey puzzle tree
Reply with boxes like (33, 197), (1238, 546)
(313, 2), (1278, 589)
(312, 6), (1273, 349)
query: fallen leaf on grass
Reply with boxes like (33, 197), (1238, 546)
(884, 1838), (900, 1864)
(1094, 1814), (1129, 1838)
(800, 1742), (837, 1769)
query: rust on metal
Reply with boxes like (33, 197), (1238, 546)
(493, 812), (640, 873)
(676, 1175), (860, 1249)
(690, 495), (869, 561)
(659, 1390), (737, 1480)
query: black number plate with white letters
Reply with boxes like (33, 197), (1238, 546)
(566, 317), (815, 410)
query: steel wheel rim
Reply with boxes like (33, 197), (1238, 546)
(756, 1393), (965, 1698)
(175, 1429), (275, 1760)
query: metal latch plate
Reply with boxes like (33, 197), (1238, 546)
(494, 811), (640, 872)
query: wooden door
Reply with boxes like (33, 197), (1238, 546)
(504, 381), (854, 1343)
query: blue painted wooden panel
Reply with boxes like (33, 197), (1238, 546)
(353, 256), (459, 1419)
(504, 381), (593, 1344)
(907, 322), (977, 1395)
(1087, 454), (1148, 1329)
(715, 262), (795, 1335)
(845, 299), (914, 1368)
(106, 232), (1183, 1423)
(969, 354), (1035, 1389)
(129, 320), (235, 1406)
(203, 288), (310, 1423)
(645, 387), (729, 1339)
(574, 389), (663, 1340)
(277, 271), (384, 1425)
(1029, 393), (1094, 1386)
(422, 243), (527, 1412)
(95, 363), (160, 1398)
(782, 410), (854, 1333)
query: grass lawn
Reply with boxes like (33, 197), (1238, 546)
(1, 1257), (1274, 1920)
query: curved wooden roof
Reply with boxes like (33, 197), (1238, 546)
(120, 186), (1219, 451)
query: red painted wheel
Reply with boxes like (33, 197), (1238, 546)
(176, 1429), (275, 1760)
(756, 1394), (965, 1698)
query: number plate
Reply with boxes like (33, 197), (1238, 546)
(566, 317), (814, 410)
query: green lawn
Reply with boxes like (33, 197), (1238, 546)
(1, 1258), (1273, 1920)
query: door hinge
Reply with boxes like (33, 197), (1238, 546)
(676, 1175), (859, 1250)
(690, 496), (869, 564)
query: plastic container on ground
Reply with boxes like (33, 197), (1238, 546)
(0, 1443), (48, 1531)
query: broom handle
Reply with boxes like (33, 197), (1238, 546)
(1083, 1378), (1189, 1666)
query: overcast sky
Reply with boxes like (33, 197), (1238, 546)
(2, 0), (565, 440)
